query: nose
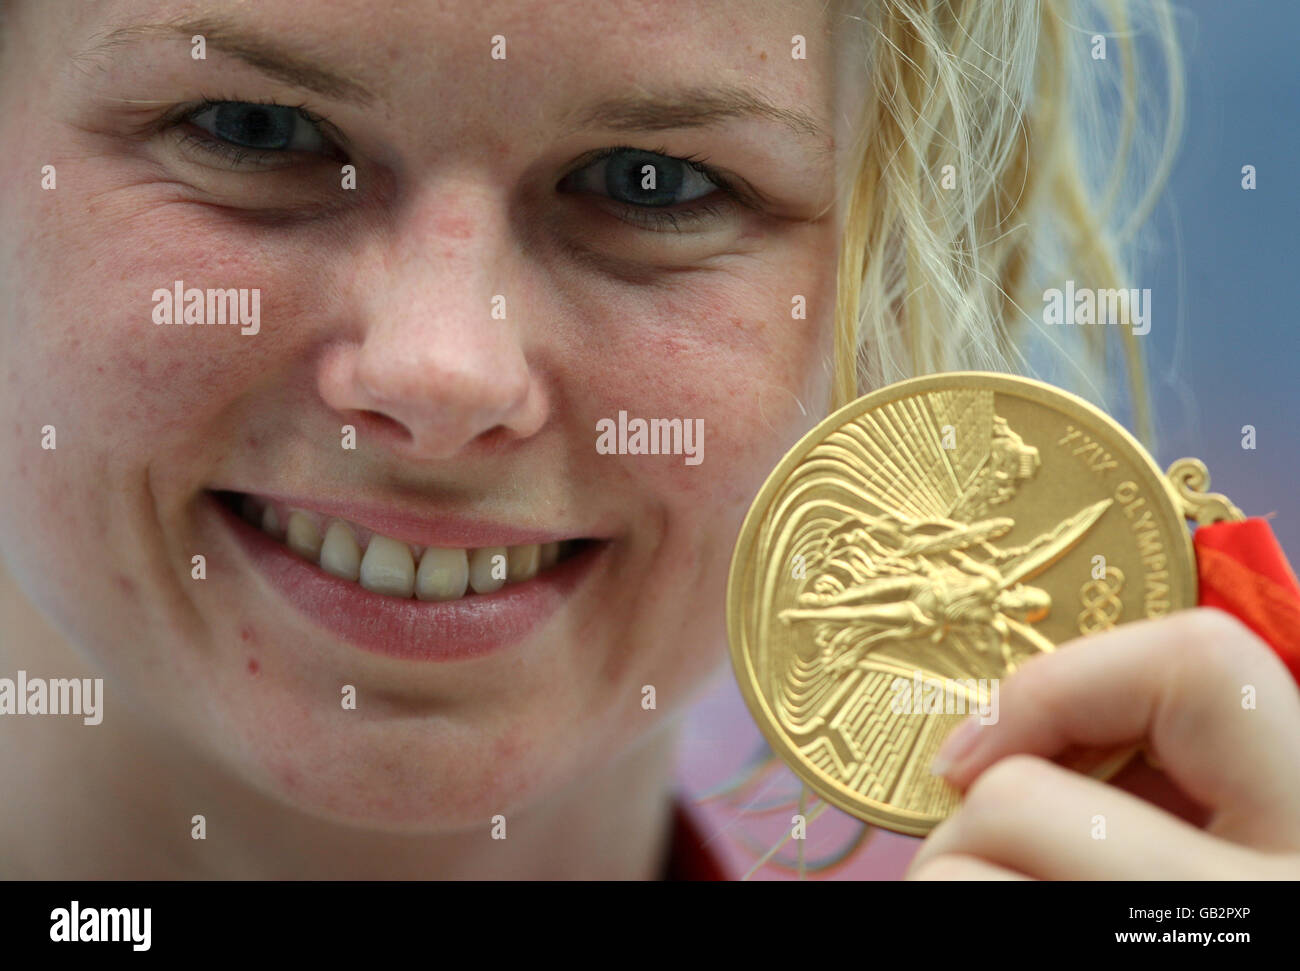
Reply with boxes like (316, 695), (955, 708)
(319, 184), (547, 460)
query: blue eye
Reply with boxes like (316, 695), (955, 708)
(187, 101), (329, 154)
(564, 148), (721, 208)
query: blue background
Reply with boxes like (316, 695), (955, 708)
(1145, 0), (1299, 558)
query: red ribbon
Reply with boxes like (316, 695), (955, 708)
(1194, 518), (1300, 683)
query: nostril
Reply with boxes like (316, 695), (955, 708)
(343, 410), (412, 446)
(469, 424), (523, 455)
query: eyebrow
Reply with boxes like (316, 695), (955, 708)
(76, 16), (377, 106)
(77, 19), (827, 150)
(569, 87), (829, 144)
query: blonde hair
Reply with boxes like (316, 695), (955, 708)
(711, 0), (1184, 876)
(832, 0), (1182, 446)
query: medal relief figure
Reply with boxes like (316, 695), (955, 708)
(756, 391), (1112, 809)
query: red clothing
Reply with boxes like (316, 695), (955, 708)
(1195, 518), (1300, 681)
(664, 801), (727, 880)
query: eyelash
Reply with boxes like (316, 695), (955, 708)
(167, 97), (342, 168)
(165, 100), (746, 230)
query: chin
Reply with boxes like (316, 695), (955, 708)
(212, 703), (578, 835)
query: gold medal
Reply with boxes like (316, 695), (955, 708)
(727, 372), (1244, 836)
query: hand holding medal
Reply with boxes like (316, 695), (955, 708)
(727, 372), (1300, 877)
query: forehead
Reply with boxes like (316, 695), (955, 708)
(66, 0), (840, 119)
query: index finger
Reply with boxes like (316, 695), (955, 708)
(931, 608), (1300, 843)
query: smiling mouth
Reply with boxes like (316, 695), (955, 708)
(212, 490), (592, 603)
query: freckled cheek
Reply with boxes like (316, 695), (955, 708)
(578, 296), (827, 509)
(21, 201), (337, 449)
(574, 303), (828, 652)
(0, 200), (331, 577)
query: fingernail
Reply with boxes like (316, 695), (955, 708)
(930, 717), (982, 777)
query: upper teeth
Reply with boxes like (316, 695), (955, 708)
(239, 497), (562, 600)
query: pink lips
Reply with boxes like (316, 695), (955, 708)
(212, 493), (606, 662)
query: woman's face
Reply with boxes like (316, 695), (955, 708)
(0, 0), (846, 828)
